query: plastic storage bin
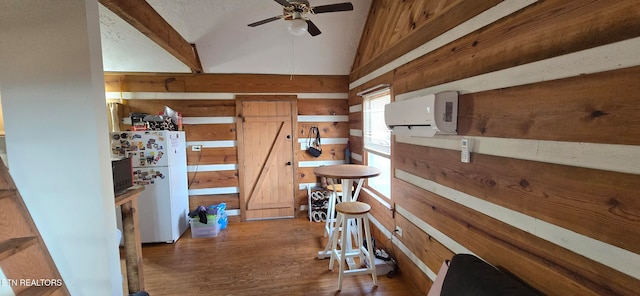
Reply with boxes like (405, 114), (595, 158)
(190, 217), (219, 238)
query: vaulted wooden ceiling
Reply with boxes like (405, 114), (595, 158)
(99, 0), (372, 75)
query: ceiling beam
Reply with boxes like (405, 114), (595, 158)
(99, 0), (203, 73)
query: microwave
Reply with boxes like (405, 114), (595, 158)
(111, 157), (133, 194)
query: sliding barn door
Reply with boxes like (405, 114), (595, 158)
(237, 99), (296, 220)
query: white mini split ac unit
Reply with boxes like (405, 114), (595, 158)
(384, 91), (458, 137)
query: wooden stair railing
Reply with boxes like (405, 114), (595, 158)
(0, 162), (69, 296)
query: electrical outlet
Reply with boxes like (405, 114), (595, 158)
(191, 145), (202, 152)
(394, 226), (403, 237)
(300, 205), (308, 211)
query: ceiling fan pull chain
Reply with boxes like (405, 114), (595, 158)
(290, 34), (295, 80)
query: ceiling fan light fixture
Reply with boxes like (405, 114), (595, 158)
(288, 18), (307, 36)
(249, 1), (353, 37)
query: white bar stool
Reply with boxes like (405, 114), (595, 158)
(328, 201), (377, 291)
(324, 181), (343, 237)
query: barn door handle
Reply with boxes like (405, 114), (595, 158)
(286, 161), (292, 166)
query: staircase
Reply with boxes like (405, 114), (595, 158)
(0, 162), (69, 296)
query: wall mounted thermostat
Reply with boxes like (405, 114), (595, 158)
(461, 138), (473, 163)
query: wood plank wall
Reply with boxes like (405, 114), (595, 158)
(105, 73), (349, 221)
(297, 99), (350, 190)
(348, 0), (640, 295)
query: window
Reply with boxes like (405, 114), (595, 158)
(363, 89), (391, 199)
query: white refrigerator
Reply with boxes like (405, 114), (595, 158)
(110, 131), (189, 243)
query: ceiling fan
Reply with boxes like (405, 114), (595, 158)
(248, 0), (354, 36)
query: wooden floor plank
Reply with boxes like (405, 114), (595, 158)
(128, 218), (419, 295)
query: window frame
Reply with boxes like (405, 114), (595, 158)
(362, 88), (392, 201)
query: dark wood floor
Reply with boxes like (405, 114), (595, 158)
(127, 218), (420, 296)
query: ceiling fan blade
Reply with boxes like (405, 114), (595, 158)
(273, 0), (291, 7)
(248, 16), (282, 27)
(311, 2), (354, 14)
(306, 20), (322, 36)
